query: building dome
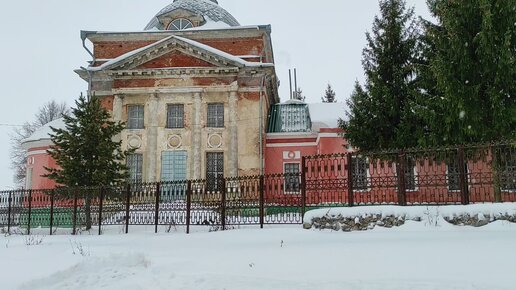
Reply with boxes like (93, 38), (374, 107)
(145, 0), (240, 31)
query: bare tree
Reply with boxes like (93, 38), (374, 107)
(10, 100), (69, 187)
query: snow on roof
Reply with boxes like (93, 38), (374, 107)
(87, 26), (264, 36)
(145, 0), (240, 30)
(88, 35), (273, 71)
(22, 118), (65, 144)
(173, 36), (273, 67)
(284, 99), (306, 105)
(308, 103), (346, 129)
(185, 18), (231, 30)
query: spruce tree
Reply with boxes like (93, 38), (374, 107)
(322, 84), (337, 103)
(423, 0), (516, 144)
(339, 82), (378, 148)
(341, 0), (421, 150)
(45, 94), (129, 230)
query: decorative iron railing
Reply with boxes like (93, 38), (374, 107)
(0, 142), (514, 235)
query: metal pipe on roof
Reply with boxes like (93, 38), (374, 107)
(294, 68), (298, 99)
(289, 69), (293, 100)
(81, 32), (95, 101)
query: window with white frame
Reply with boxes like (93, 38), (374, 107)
(207, 103), (224, 128)
(127, 105), (144, 129)
(167, 104), (184, 129)
(206, 152), (224, 192)
(405, 157), (417, 191)
(161, 151), (187, 182)
(26, 168), (33, 190)
(168, 18), (194, 31)
(352, 156), (369, 191)
(161, 151), (188, 201)
(127, 154), (143, 183)
(447, 160), (468, 191)
(284, 163), (301, 193)
(500, 152), (516, 191)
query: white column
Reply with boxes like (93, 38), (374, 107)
(192, 92), (202, 180)
(147, 94), (159, 182)
(113, 94), (124, 122)
(228, 90), (239, 177)
(113, 94), (124, 143)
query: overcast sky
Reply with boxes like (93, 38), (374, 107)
(0, 0), (431, 189)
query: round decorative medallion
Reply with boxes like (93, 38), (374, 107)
(288, 151), (296, 159)
(127, 135), (142, 149)
(168, 135), (182, 149)
(207, 133), (223, 148)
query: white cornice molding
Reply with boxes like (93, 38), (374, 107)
(113, 85), (245, 95)
(85, 26), (270, 42)
(107, 67), (240, 78)
(22, 140), (52, 150)
(266, 142), (318, 148)
(27, 149), (49, 156)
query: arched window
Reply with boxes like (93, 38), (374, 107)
(168, 18), (194, 30)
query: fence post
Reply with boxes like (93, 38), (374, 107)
(491, 145), (502, 203)
(72, 190), (78, 235)
(397, 151), (407, 206)
(49, 190), (55, 235)
(27, 190), (33, 235)
(347, 153), (354, 207)
(98, 187), (104, 236)
(7, 191), (12, 234)
(220, 178), (226, 231)
(457, 146), (470, 205)
(154, 182), (161, 234)
(259, 175), (265, 229)
(186, 181), (192, 234)
(301, 156), (307, 223)
(125, 184), (131, 234)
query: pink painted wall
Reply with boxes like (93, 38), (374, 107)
(265, 129), (348, 175)
(26, 146), (58, 190)
(264, 137), (318, 176)
(317, 128), (348, 155)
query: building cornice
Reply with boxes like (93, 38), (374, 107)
(83, 25), (271, 43)
(112, 85), (239, 95)
(107, 67), (241, 78)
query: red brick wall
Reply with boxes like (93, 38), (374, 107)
(197, 38), (264, 59)
(94, 41), (156, 59)
(92, 37), (265, 62)
(100, 95), (114, 111)
(137, 51), (215, 69)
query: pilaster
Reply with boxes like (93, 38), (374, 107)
(228, 89), (239, 177)
(113, 94), (124, 144)
(192, 92), (202, 180)
(147, 94), (159, 182)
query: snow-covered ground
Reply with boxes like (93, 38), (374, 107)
(1, 209), (516, 290)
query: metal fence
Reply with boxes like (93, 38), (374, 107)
(0, 142), (514, 235)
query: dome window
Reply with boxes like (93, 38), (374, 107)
(168, 18), (194, 30)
